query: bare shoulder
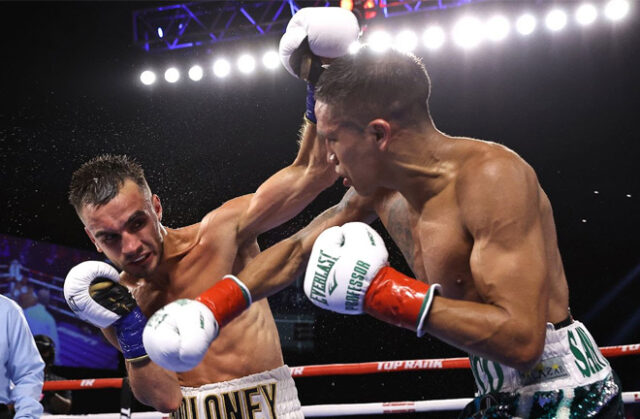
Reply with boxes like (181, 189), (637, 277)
(198, 194), (254, 244)
(456, 139), (538, 198)
(454, 139), (541, 234)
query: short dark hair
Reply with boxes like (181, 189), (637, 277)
(69, 154), (150, 214)
(315, 47), (431, 126)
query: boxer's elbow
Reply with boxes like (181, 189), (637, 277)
(503, 324), (545, 372)
(132, 386), (181, 413)
(511, 343), (544, 372)
(152, 394), (182, 413)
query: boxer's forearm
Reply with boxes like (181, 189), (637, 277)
(239, 209), (333, 301)
(125, 357), (182, 413)
(238, 236), (307, 301)
(240, 197), (364, 301)
(238, 120), (337, 235)
(103, 327), (181, 412)
(424, 297), (546, 372)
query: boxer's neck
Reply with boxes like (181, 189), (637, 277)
(379, 123), (454, 210)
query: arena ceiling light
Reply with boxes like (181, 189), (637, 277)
(422, 26), (445, 50)
(576, 4), (598, 26)
(140, 70), (156, 86)
(348, 41), (362, 54)
(516, 13), (537, 35)
(164, 67), (180, 83)
(395, 29), (418, 52)
(188, 65), (204, 81)
(213, 59), (231, 78)
(545, 9), (568, 32)
(368, 30), (393, 53)
(452, 16), (484, 49)
(138, 1), (636, 87)
(237, 54), (256, 74)
(262, 50), (280, 70)
(604, 0), (630, 21)
(486, 15), (510, 42)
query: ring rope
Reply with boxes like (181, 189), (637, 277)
(42, 343), (639, 391)
(36, 393), (640, 419)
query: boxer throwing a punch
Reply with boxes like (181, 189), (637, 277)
(150, 47), (625, 418)
(63, 7), (358, 418)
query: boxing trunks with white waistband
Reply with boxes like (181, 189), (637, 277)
(169, 365), (303, 419)
(460, 319), (624, 418)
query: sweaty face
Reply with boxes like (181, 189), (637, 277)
(316, 101), (380, 196)
(80, 180), (164, 278)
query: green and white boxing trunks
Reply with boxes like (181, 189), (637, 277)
(462, 320), (624, 418)
(170, 365), (303, 419)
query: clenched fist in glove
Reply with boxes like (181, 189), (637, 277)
(142, 275), (251, 372)
(304, 222), (441, 337)
(64, 261), (148, 362)
(279, 7), (359, 122)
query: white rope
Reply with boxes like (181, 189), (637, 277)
(301, 398), (472, 417)
(41, 391), (640, 418)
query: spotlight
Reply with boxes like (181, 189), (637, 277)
(576, 4), (598, 25)
(545, 9), (568, 31)
(348, 41), (362, 54)
(516, 14), (537, 35)
(213, 59), (231, 78)
(164, 67), (180, 83)
(237, 54), (256, 74)
(140, 70), (156, 86)
(604, 0), (630, 21)
(423, 26), (445, 50)
(157, 27), (164, 38)
(188, 65), (203, 81)
(368, 30), (392, 53)
(395, 30), (418, 52)
(452, 17), (484, 49)
(262, 50), (280, 69)
(486, 15), (510, 41)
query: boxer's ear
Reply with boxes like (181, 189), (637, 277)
(152, 194), (162, 222)
(367, 119), (392, 151)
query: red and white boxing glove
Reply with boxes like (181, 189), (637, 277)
(303, 222), (441, 337)
(142, 276), (251, 372)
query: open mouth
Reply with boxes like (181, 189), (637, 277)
(128, 253), (150, 266)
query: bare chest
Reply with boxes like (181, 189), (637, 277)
(132, 243), (253, 317)
(376, 192), (475, 299)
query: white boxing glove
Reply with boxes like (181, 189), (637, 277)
(279, 7), (360, 80)
(64, 261), (148, 361)
(304, 223), (441, 336)
(304, 222), (388, 314)
(64, 261), (126, 328)
(143, 299), (218, 372)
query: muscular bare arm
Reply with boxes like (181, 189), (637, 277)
(237, 188), (377, 301)
(424, 156), (551, 371)
(235, 119), (338, 238)
(102, 327), (182, 412)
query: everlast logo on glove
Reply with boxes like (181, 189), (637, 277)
(307, 250), (338, 305)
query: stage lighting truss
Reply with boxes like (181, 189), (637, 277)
(137, 0), (632, 86)
(132, 0), (492, 53)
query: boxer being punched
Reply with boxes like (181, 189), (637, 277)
(159, 48), (624, 418)
(62, 7), (358, 418)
